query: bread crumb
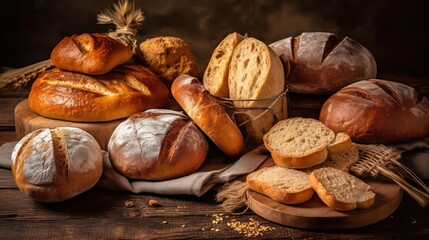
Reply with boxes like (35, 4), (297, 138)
(148, 199), (161, 207)
(162, 221), (168, 224)
(227, 218), (275, 237)
(124, 200), (134, 208)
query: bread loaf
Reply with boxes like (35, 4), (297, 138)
(51, 33), (132, 75)
(228, 37), (286, 145)
(270, 32), (377, 94)
(171, 75), (244, 159)
(28, 64), (170, 122)
(203, 32), (245, 97)
(263, 118), (352, 169)
(137, 36), (198, 83)
(319, 79), (429, 143)
(108, 109), (208, 180)
(246, 166), (314, 204)
(309, 167), (375, 211)
(11, 127), (103, 203)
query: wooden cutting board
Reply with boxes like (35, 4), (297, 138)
(246, 158), (403, 230)
(14, 100), (124, 150)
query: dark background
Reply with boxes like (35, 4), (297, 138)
(0, 0), (428, 83)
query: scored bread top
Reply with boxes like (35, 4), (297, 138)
(246, 166), (314, 204)
(309, 167), (375, 211)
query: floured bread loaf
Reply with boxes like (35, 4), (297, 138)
(203, 32), (245, 97)
(228, 37), (286, 145)
(263, 118), (352, 169)
(309, 167), (375, 211)
(108, 109), (208, 180)
(247, 166), (314, 204)
(11, 127), (103, 203)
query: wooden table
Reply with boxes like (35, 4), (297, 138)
(1, 85), (429, 239)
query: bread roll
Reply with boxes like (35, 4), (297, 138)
(203, 32), (245, 97)
(270, 32), (377, 94)
(320, 79), (429, 143)
(28, 64), (170, 122)
(137, 36), (198, 83)
(108, 109), (208, 180)
(171, 75), (244, 159)
(51, 33), (132, 75)
(11, 127), (103, 203)
(229, 37), (286, 145)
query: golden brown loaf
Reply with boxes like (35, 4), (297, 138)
(228, 37), (286, 145)
(171, 75), (244, 160)
(320, 79), (429, 143)
(137, 36), (198, 83)
(28, 64), (170, 122)
(270, 32), (377, 94)
(11, 127), (103, 203)
(203, 32), (245, 97)
(51, 33), (132, 75)
(108, 109), (208, 180)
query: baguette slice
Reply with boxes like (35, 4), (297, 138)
(247, 166), (314, 204)
(203, 32), (245, 97)
(304, 146), (359, 174)
(263, 117), (336, 169)
(228, 37), (286, 145)
(309, 167), (375, 211)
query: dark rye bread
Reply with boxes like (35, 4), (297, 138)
(270, 32), (377, 94)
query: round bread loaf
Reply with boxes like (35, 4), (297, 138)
(108, 109), (208, 180)
(269, 32), (377, 94)
(11, 127), (103, 203)
(51, 33), (132, 75)
(137, 36), (198, 83)
(171, 75), (245, 160)
(28, 64), (170, 122)
(320, 79), (429, 143)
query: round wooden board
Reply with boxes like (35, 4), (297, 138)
(14, 99), (124, 150)
(247, 178), (402, 230)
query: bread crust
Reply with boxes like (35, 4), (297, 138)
(171, 75), (244, 159)
(28, 64), (170, 122)
(11, 127), (103, 203)
(320, 79), (429, 143)
(51, 33), (132, 75)
(270, 32), (377, 94)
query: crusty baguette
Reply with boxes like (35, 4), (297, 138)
(51, 33), (132, 75)
(246, 166), (314, 204)
(309, 167), (375, 211)
(203, 32), (245, 98)
(228, 37), (286, 145)
(263, 118), (336, 169)
(171, 74), (244, 159)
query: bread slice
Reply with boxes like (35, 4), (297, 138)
(305, 146), (360, 173)
(228, 37), (286, 145)
(246, 166), (314, 204)
(328, 132), (353, 154)
(203, 32), (245, 98)
(309, 167), (375, 211)
(263, 118), (336, 169)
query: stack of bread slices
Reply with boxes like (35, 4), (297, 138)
(246, 117), (375, 211)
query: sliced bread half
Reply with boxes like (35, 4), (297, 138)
(309, 167), (375, 211)
(305, 146), (360, 173)
(328, 132), (353, 154)
(263, 117), (336, 169)
(246, 166), (314, 204)
(203, 32), (245, 98)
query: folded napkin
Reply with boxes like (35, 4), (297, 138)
(0, 142), (268, 196)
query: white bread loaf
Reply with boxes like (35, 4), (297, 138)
(246, 166), (314, 204)
(309, 167), (376, 211)
(171, 75), (244, 160)
(203, 32), (245, 97)
(11, 127), (103, 203)
(108, 109), (208, 180)
(228, 37), (286, 145)
(263, 118), (352, 169)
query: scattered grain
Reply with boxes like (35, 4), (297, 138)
(148, 199), (161, 207)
